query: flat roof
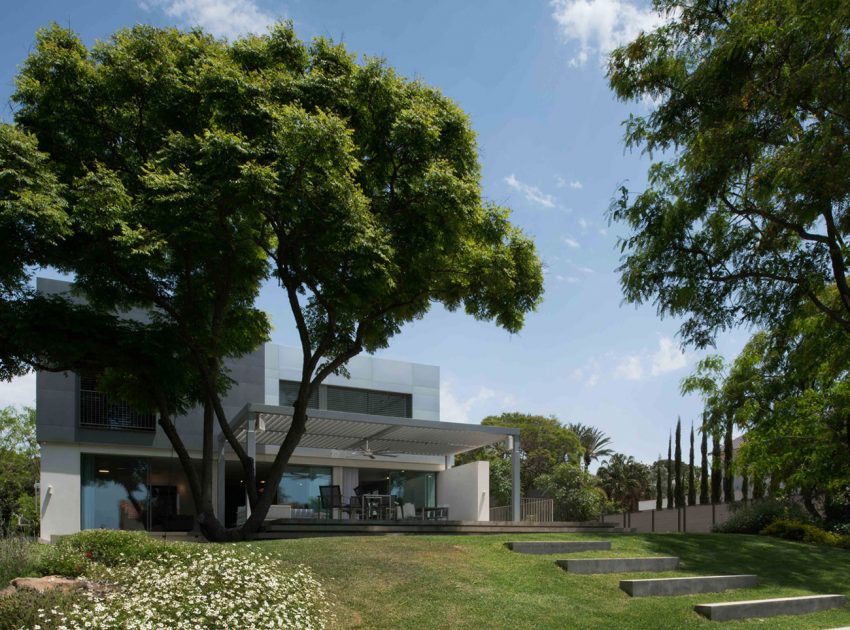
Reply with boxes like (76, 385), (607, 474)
(226, 403), (517, 457)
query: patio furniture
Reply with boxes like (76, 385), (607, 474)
(361, 494), (397, 520)
(319, 485), (359, 520)
(401, 502), (417, 520)
(236, 504), (292, 526)
(421, 505), (449, 521)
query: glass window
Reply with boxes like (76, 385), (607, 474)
(389, 471), (436, 508)
(279, 381), (319, 409)
(81, 454), (150, 531)
(327, 385), (412, 418)
(277, 465), (332, 510)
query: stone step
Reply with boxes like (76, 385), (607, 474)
(556, 557), (679, 574)
(620, 574), (757, 597)
(694, 595), (847, 622)
(507, 541), (612, 554)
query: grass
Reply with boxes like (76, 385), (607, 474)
(256, 532), (850, 629)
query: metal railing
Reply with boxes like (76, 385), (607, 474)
(80, 389), (156, 432)
(489, 497), (554, 522)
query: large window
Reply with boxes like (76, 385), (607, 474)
(79, 374), (156, 431)
(277, 465), (332, 510)
(81, 454), (195, 531)
(279, 381), (319, 409)
(81, 454), (150, 531)
(327, 385), (412, 418)
(389, 471), (436, 508)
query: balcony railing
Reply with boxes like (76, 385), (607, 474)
(79, 389), (156, 432)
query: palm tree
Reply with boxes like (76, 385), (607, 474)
(567, 423), (614, 471)
(597, 454), (650, 512)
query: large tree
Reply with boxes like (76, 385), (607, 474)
(0, 407), (39, 535)
(699, 420), (709, 504)
(608, 0), (850, 348)
(1, 23), (543, 540)
(597, 453), (651, 513)
(457, 413), (581, 496)
(688, 422), (696, 506)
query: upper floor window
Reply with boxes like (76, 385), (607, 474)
(327, 384), (412, 418)
(279, 380), (412, 418)
(79, 374), (156, 432)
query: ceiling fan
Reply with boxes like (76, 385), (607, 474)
(350, 439), (398, 459)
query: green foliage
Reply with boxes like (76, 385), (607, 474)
(457, 413), (581, 496)
(3, 21), (543, 538)
(761, 519), (850, 549)
(0, 536), (39, 586)
(597, 453), (651, 512)
(534, 463), (607, 521)
(565, 423), (613, 470)
(0, 407), (38, 536)
(0, 588), (80, 630)
(713, 499), (811, 534)
(608, 0), (850, 346)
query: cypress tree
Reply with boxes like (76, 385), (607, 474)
(723, 414), (734, 503)
(666, 433), (673, 509)
(674, 418), (684, 508)
(688, 422), (696, 506)
(699, 420), (709, 504)
(711, 429), (722, 503)
(655, 458), (663, 510)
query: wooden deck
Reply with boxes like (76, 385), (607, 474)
(254, 518), (623, 539)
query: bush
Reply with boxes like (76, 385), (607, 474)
(761, 518), (850, 549)
(0, 536), (39, 586)
(712, 499), (811, 534)
(40, 543), (332, 629)
(535, 463), (606, 522)
(0, 588), (80, 630)
(30, 529), (170, 578)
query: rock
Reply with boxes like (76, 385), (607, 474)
(10, 576), (90, 594)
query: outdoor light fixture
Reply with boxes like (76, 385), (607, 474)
(98, 469), (110, 474)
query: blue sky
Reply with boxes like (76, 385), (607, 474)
(0, 0), (745, 465)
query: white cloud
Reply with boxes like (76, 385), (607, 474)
(563, 235), (580, 248)
(555, 274), (579, 283)
(0, 373), (35, 409)
(569, 180), (583, 189)
(140, 0), (276, 39)
(440, 382), (516, 423)
(505, 174), (556, 208)
(555, 176), (583, 189)
(651, 336), (688, 376)
(598, 227), (608, 236)
(615, 355), (644, 381)
(551, 0), (668, 67)
(578, 217), (589, 230)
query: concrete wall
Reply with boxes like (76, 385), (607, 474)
(436, 461), (489, 522)
(604, 502), (738, 533)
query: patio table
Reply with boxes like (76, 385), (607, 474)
(421, 506), (449, 521)
(360, 494), (397, 520)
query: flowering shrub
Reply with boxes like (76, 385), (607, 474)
(36, 541), (331, 629)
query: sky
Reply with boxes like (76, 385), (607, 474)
(0, 0), (747, 466)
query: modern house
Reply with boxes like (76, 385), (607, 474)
(35, 278), (521, 541)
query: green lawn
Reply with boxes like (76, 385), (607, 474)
(256, 533), (850, 629)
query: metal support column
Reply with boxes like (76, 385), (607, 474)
(245, 414), (257, 519)
(510, 434), (521, 522)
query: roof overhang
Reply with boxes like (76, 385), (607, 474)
(225, 403), (518, 458)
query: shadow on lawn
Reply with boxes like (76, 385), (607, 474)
(640, 533), (850, 595)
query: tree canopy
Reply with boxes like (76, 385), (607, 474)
(608, 0), (850, 347)
(0, 22), (543, 540)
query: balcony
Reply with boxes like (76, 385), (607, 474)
(79, 387), (156, 432)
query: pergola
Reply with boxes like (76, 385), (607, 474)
(221, 403), (522, 521)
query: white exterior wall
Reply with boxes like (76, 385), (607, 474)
(39, 443), (82, 541)
(436, 461), (489, 522)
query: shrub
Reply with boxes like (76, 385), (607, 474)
(761, 518), (850, 549)
(0, 588), (80, 630)
(40, 543), (331, 629)
(535, 463), (606, 522)
(0, 536), (39, 586)
(712, 499), (810, 534)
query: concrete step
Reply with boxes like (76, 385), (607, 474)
(694, 595), (847, 621)
(620, 574), (757, 597)
(556, 557), (679, 574)
(507, 541), (612, 554)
